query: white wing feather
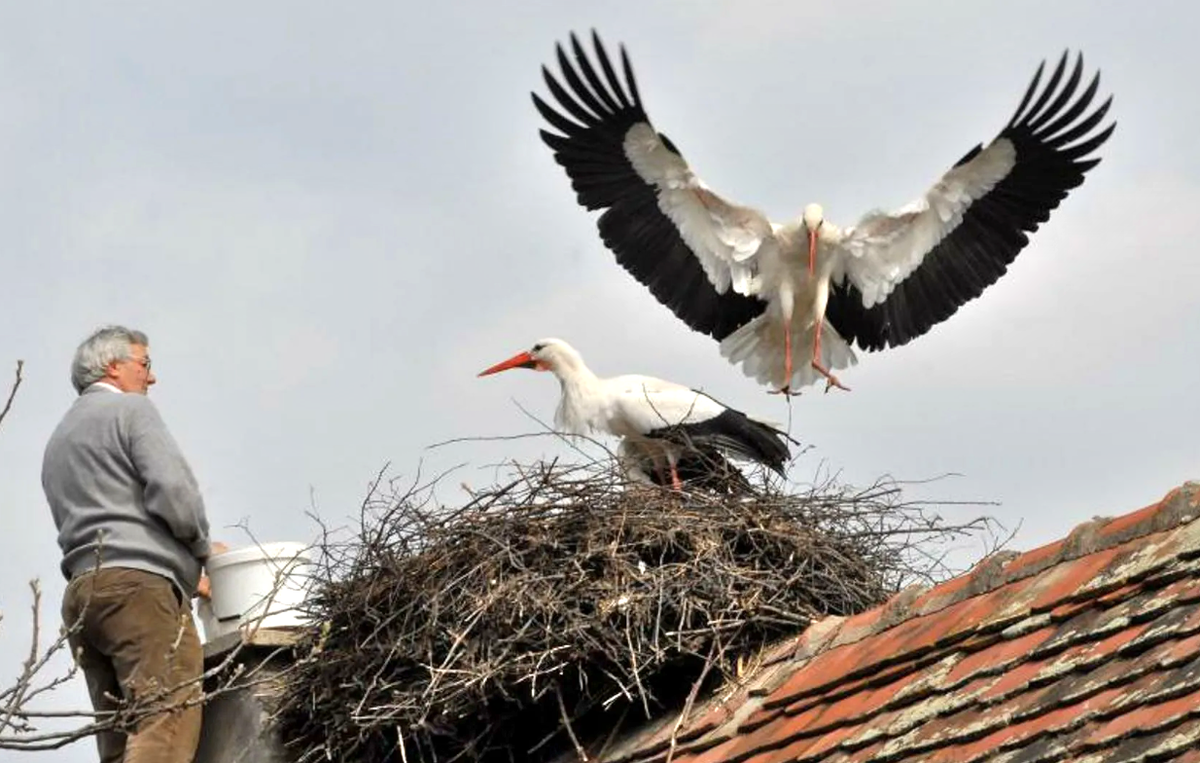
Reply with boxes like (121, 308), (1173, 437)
(605, 374), (724, 437)
(623, 123), (776, 296)
(836, 139), (1017, 307)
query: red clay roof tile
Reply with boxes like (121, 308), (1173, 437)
(579, 482), (1200, 763)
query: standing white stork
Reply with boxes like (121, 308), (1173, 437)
(532, 33), (1115, 393)
(477, 338), (790, 489)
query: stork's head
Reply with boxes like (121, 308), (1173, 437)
(802, 203), (824, 231)
(477, 337), (582, 378)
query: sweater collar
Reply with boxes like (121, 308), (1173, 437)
(85, 381), (123, 395)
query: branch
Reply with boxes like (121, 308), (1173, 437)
(0, 569), (301, 751)
(0, 360), (23, 430)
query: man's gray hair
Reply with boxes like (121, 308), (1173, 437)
(71, 325), (149, 393)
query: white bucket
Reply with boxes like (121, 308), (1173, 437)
(197, 541), (315, 643)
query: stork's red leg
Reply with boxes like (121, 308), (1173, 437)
(768, 324), (802, 396)
(811, 316), (850, 393)
(670, 463), (683, 492)
(784, 324), (793, 388)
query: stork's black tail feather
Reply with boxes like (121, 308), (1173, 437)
(658, 409), (792, 476)
(717, 411), (792, 475)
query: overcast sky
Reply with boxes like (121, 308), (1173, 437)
(2, 1), (1198, 758)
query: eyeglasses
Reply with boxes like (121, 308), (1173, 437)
(128, 356), (152, 371)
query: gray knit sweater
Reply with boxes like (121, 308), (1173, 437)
(42, 385), (211, 596)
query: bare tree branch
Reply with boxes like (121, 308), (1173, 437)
(0, 571), (300, 751)
(0, 359), (23, 430)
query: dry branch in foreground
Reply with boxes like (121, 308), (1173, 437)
(0, 567), (293, 750)
(0, 580), (286, 752)
(0, 359), (23, 431)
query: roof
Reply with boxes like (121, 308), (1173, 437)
(591, 481), (1200, 763)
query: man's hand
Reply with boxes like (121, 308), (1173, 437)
(195, 541), (229, 599)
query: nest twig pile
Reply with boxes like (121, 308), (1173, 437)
(274, 458), (990, 763)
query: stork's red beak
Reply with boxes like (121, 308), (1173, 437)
(477, 351), (541, 377)
(807, 226), (818, 276)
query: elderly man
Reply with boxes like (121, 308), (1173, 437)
(42, 325), (216, 763)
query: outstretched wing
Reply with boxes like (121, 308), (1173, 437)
(826, 52), (1114, 351)
(533, 31), (770, 341)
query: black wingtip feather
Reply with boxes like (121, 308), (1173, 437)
(1021, 51), (1072, 127)
(570, 34), (620, 114)
(619, 45), (642, 108)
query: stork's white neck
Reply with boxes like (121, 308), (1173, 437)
(546, 345), (592, 381)
(546, 353), (604, 434)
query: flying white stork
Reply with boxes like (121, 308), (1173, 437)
(532, 33), (1115, 393)
(477, 338), (790, 489)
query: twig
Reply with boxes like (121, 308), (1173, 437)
(667, 638), (721, 763)
(1, 565), (301, 751)
(0, 360), (23, 430)
(555, 684), (588, 762)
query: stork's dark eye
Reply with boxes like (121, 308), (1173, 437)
(531, 342), (545, 352)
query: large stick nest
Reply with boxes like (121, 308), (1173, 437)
(274, 458), (988, 763)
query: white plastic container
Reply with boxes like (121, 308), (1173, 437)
(198, 541), (315, 643)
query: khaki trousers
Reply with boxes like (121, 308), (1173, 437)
(62, 567), (202, 763)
